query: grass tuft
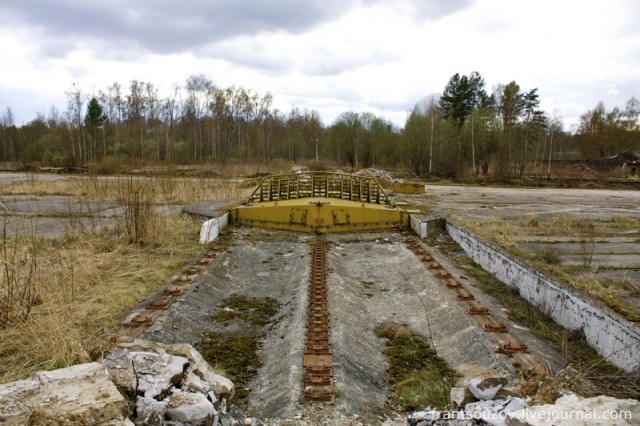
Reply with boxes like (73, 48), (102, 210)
(376, 322), (457, 411)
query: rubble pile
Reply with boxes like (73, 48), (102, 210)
(407, 375), (640, 426)
(354, 168), (404, 185)
(0, 339), (252, 426)
(1, 349), (638, 425)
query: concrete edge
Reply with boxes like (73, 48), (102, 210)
(199, 213), (229, 244)
(446, 220), (640, 373)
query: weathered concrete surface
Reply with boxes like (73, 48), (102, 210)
(407, 184), (640, 295)
(519, 241), (640, 255)
(182, 198), (243, 219)
(414, 185), (640, 222)
(0, 194), (182, 237)
(561, 254), (640, 268)
(0, 362), (130, 425)
(136, 227), (562, 421)
(327, 232), (521, 398)
(447, 221), (640, 372)
(141, 228), (310, 419)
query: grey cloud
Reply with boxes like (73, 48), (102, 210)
(410, 0), (474, 20)
(1, 0), (353, 57)
(202, 37), (400, 78)
(362, 0), (474, 21)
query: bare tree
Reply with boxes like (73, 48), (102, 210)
(65, 83), (86, 164)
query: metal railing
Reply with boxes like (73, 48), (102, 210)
(246, 172), (391, 205)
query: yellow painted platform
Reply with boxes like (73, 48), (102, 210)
(230, 172), (411, 233)
(231, 197), (409, 233)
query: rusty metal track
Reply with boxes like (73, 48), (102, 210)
(406, 240), (547, 377)
(302, 236), (335, 403)
(116, 247), (223, 341)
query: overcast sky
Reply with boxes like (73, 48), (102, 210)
(1, 0), (639, 130)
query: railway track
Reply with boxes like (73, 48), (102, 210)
(302, 236), (335, 403)
(406, 239), (547, 377)
(116, 245), (225, 340)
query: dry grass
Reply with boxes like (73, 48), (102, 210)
(449, 215), (519, 247)
(74, 175), (248, 205)
(0, 213), (202, 382)
(452, 213), (640, 322)
(0, 174), (235, 383)
(0, 173), (249, 204)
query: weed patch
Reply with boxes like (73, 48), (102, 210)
(200, 333), (259, 407)
(204, 294), (280, 408)
(212, 294), (279, 326)
(376, 323), (457, 411)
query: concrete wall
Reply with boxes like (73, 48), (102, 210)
(446, 221), (640, 373)
(199, 213), (229, 244)
(410, 215), (444, 238)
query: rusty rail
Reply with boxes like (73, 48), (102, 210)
(116, 247), (223, 340)
(407, 240), (546, 377)
(302, 237), (335, 403)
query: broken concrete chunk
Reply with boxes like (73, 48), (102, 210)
(0, 362), (129, 425)
(466, 397), (528, 426)
(104, 346), (137, 393)
(450, 386), (475, 408)
(0, 377), (39, 422)
(166, 390), (216, 423)
(468, 376), (508, 400)
(96, 420), (136, 426)
(113, 339), (234, 398)
(132, 351), (189, 399)
(135, 395), (168, 426)
(162, 341), (235, 397)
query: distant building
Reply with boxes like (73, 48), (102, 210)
(622, 160), (639, 177)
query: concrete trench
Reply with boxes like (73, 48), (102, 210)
(446, 221), (640, 373)
(139, 226), (565, 419)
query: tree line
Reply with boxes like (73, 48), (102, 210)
(405, 72), (639, 178)
(0, 72), (638, 177)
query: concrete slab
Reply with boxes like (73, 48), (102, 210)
(520, 242), (640, 255)
(0, 195), (115, 214)
(561, 254), (640, 268)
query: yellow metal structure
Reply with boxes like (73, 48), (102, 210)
(231, 172), (410, 233)
(393, 182), (425, 194)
